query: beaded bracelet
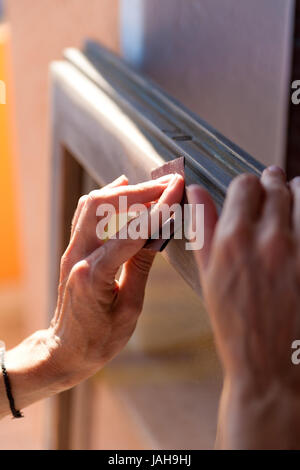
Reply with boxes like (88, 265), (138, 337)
(0, 341), (23, 418)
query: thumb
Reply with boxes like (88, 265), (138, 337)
(186, 185), (218, 272)
(117, 248), (156, 315)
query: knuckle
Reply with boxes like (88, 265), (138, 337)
(69, 260), (91, 286)
(78, 195), (88, 207)
(60, 252), (71, 277)
(88, 190), (104, 207)
(129, 250), (155, 275)
(60, 252), (68, 270)
(83, 192), (99, 211)
(88, 189), (101, 199)
(86, 191), (110, 215)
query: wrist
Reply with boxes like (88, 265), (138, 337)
(1, 328), (76, 417)
(217, 375), (300, 449)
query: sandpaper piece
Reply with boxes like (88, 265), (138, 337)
(151, 156), (185, 180)
(144, 156), (185, 252)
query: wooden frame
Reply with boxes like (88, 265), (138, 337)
(49, 42), (264, 449)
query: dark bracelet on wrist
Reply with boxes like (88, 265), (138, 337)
(0, 341), (24, 419)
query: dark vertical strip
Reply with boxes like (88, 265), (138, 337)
(55, 147), (83, 450)
(286, 0), (300, 178)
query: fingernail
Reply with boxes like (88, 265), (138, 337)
(185, 185), (192, 198)
(186, 184), (200, 193)
(114, 174), (127, 183)
(186, 184), (200, 202)
(265, 165), (285, 176)
(155, 173), (179, 184)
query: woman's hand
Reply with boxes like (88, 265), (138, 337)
(187, 166), (300, 449)
(1, 173), (184, 417)
(49, 172), (184, 386)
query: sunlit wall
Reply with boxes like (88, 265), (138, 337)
(0, 22), (21, 282)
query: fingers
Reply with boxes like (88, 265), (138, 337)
(260, 166), (291, 231)
(67, 175), (177, 265)
(87, 174), (184, 286)
(91, 176), (177, 210)
(70, 175), (128, 240)
(148, 173), (184, 231)
(117, 249), (156, 315)
(155, 173), (184, 205)
(184, 169), (290, 276)
(218, 174), (263, 237)
(186, 185), (218, 271)
(104, 174), (128, 189)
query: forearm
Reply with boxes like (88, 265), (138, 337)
(0, 329), (74, 419)
(216, 377), (300, 450)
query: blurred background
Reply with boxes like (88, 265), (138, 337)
(0, 0), (295, 449)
